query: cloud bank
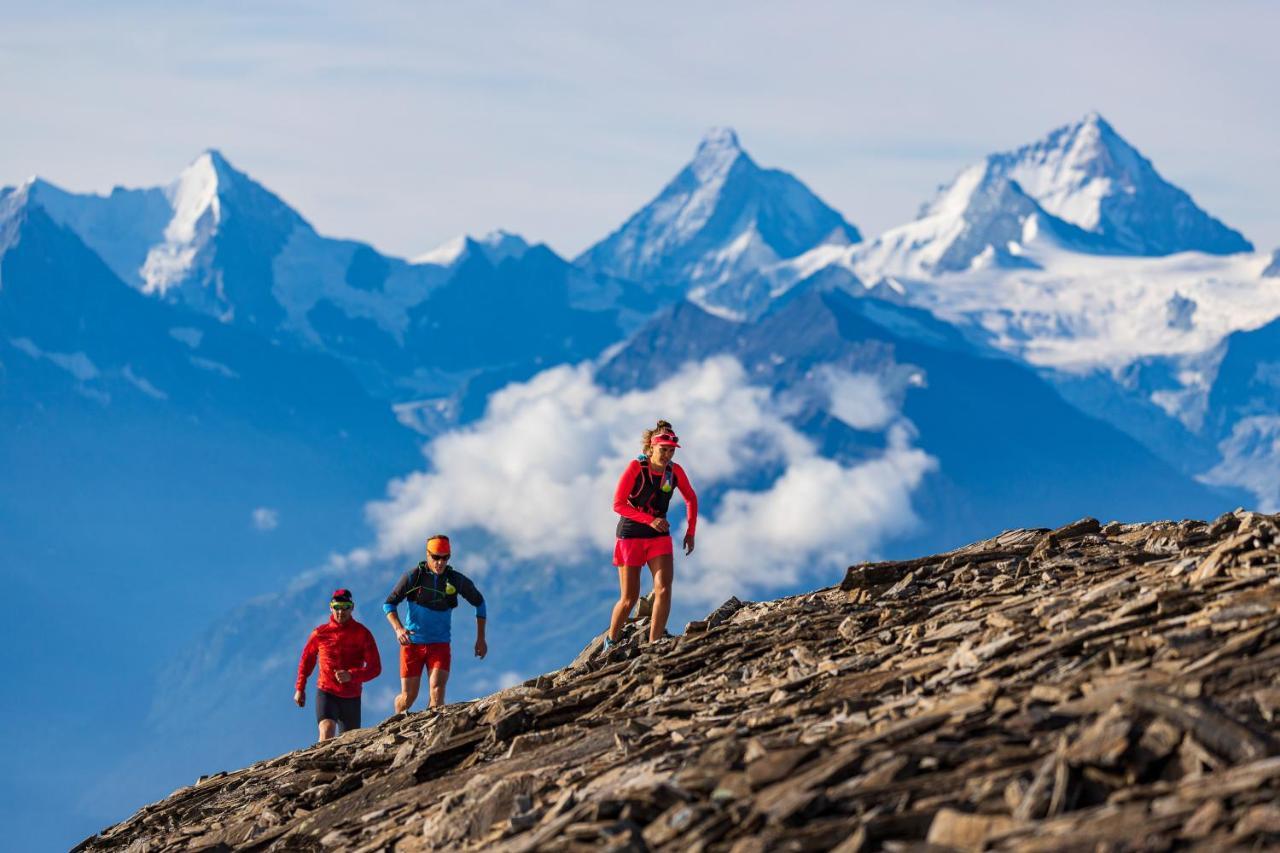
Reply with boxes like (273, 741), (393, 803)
(366, 357), (935, 605)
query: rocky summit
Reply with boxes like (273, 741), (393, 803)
(78, 511), (1280, 852)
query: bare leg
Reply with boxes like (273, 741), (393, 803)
(428, 667), (450, 708)
(395, 676), (421, 713)
(608, 565), (641, 641)
(648, 554), (673, 641)
(318, 719), (338, 742)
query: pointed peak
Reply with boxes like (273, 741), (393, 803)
(696, 126), (742, 154)
(475, 229), (530, 253)
(201, 148), (230, 166)
(1, 176), (58, 222)
(1078, 110), (1111, 131)
(689, 127), (748, 183)
(413, 229), (533, 267)
(413, 235), (468, 266)
(185, 149), (242, 184)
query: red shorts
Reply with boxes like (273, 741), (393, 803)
(400, 642), (451, 678)
(614, 535), (673, 567)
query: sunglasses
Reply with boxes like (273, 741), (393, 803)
(428, 553), (450, 561)
(330, 602), (353, 610)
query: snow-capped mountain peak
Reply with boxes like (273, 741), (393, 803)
(988, 111), (1142, 232)
(413, 229), (532, 267)
(137, 149), (308, 309)
(852, 113), (1253, 279)
(159, 153), (222, 250)
(576, 127), (861, 299)
(689, 126), (747, 183)
(142, 152), (226, 295)
(986, 112), (1251, 255)
(854, 160), (1095, 277)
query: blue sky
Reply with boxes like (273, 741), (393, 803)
(3, 1), (1277, 259)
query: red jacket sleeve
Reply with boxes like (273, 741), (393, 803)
(612, 459), (655, 525)
(674, 462), (698, 537)
(295, 628), (319, 692)
(356, 626), (382, 684)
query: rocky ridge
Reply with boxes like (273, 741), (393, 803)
(79, 511), (1280, 851)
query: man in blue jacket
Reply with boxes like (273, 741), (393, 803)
(384, 534), (487, 711)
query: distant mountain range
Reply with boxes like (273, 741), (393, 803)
(4, 112), (1279, 850)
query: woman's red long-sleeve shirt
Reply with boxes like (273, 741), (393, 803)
(295, 616), (382, 698)
(612, 459), (698, 538)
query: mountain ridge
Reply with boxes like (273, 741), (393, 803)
(575, 127), (862, 309)
(75, 510), (1280, 851)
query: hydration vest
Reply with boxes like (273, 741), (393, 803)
(408, 563), (459, 611)
(627, 455), (676, 517)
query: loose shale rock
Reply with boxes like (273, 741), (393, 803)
(76, 510), (1280, 851)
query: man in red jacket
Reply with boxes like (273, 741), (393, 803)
(294, 588), (382, 741)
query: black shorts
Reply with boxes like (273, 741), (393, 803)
(315, 689), (361, 732)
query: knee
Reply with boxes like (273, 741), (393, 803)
(318, 720), (337, 741)
(619, 593), (639, 610)
(653, 582), (671, 599)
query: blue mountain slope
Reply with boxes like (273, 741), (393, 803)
(407, 245), (626, 372)
(9, 155), (643, 409)
(597, 289), (1236, 552)
(0, 202), (423, 846)
(1205, 316), (1280, 430)
(1192, 316), (1280, 509)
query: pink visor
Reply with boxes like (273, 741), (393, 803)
(651, 432), (680, 448)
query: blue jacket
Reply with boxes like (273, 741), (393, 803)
(383, 563), (486, 645)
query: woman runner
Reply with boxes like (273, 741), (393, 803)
(607, 419), (698, 646)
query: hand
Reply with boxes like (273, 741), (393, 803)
(294, 690), (305, 708)
(684, 533), (695, 555)
(649, 517), (670, 534)
(475, 639), (488, 659)
(396, 628), (410, 646)
(334, 669), (352, 684)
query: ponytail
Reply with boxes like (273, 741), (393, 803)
(640, 419), (675, 453)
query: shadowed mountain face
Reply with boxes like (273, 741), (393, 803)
(597, 290), (1236, 552)
(0, 201), (423, 848)
(77, 510), (1280, 851)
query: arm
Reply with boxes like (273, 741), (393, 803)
(674, 463), (698, 536)
(674, 463), (698, 553)
(611, 460), (655, 526)
(454, 572), (489, 659)
(295, 630), (319, 706)
(383, 571), (413, 645)
(357, 626), (382, 683)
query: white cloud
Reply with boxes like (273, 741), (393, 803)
(819, 366), (896, 430)
(686, 425), (934, 602)
(366, 356), (935, 605)
(251, 507), (280, 531)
